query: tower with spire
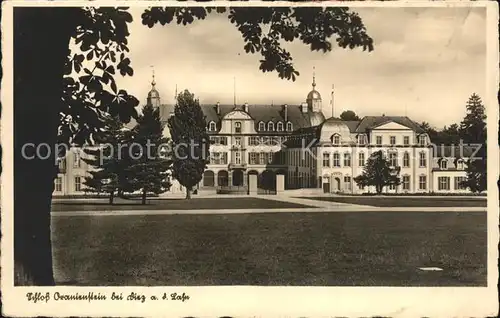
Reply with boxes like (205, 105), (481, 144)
(306, 66), (322, 113)
(147, 67), (161, 108)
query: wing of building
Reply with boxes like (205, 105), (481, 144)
(53, 74), (473, 196)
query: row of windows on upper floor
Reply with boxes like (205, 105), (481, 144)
(289, 151), (466, 170)
(210, 136), (289, 146)
(208, 121), (294, 133)
(289, 134), (429, 146)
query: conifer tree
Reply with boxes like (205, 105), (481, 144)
(354, 150), (401, 194)
(82, 115), (129, 204)
(459, 93), (487, 193)
(127, 104), (171, 204)
(168, 90), (210, 199)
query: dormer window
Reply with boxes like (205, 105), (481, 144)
(286, 122), (293, 131)
(331, 134), (341, 145)
(208, 121), (216, 132)
(457, 159), (464, 170)
(440, 159), (448, 169)
(235, 121), (242, 134)
(268, 121), (275, 131)
(277, 122), (284, 132)
(258, 121), (265, 132)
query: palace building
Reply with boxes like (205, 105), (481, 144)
(53, 73), (475, 196)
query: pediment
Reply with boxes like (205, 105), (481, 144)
(372, 121), (413, 130)
(223, 110), (253, 120)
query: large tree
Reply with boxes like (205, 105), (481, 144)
(127, 104), (172, 204)
(13, 5), (373, 285)
(354, 150), (400, 195)
(82, 115), (129, 204)
(168, 90), (209, 199)
(459, 93), (487, 193)
(339, 110), (361, 121)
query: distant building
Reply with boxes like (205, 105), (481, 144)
(53, 73), (476, 196)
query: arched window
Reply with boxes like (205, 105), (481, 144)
(286, 122), (293, 131)
(234, 121), (242, 134)
(209, 121), (216, 132)
(268, 121), (275, 131)
(277, 122), (284, 132)
(403, 152), (410, 167)
(331, 134), (341, 145)
(258, 121), (266, 131)
(440, 159), (448, 169)
(457, 159), (464, 170)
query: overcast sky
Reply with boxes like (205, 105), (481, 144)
(114, 6), (487, 128)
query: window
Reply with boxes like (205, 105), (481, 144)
(267, 152), (273, 164)
(74, 176), (81, 192)
(438, 176), (450, 190)
(376, 136), (382, 146)
(322, 153), (330, 167)
(235, 151), (241, 164)
(403, 152), (410, 168)
(259, 121), (265, 131)
(403, 136), (410, 146)
(210, 152), (228, 164)
(58, 158), (66, 171)
(390, 136), (396, 145)
(249, 136), (260, 146)
(209, 121), (216, 131)
(234, 137), (242, 147)
(388, 152), (398, 167)
(440, 159), (448, 169)
(211, 136), (228, 145)
(259, 152), (266, 165)
(286, 122), (293, 131)
(358, 152), (365, 167)
(55, 177), (62, 192)
(332, 134), (341, 145)
(235, 121), (242, 134)
(419, 135), (426, 146)
(344, 176), (351, 191)
(419, 152), (427, 167)
(457, 160), (464, 170)
(389, 183), (396, 190)
(454, 176), (467, 190)
(333, 152), (340, 167)
(357, 135), (366, 145)
(73, 151), (81, 168)
(343, 153), (351, 167)
(277, 122), (284, 132)
(249, 152), (258, 165)
(402, 175), (410, 191)
(419, 175), (427, 190)
(268, 121), (275, 131)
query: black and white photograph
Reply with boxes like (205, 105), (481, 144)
(1, 1), (499, 317)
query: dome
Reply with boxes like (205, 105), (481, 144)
(319, 118), (353, 143)
(307, 89), (322, 100)
(148, 88), (160, 99)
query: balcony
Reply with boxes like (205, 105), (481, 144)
(228, 163), (247, 170)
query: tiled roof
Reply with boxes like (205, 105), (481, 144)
(155, 103), (323, 132)
(433, 145), (477, 158)
(354, 116), (424, 133)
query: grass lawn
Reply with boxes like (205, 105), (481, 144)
(52, 211), (487, 286)
(52, 197), (312, 212)
(298, 196), (487, 207)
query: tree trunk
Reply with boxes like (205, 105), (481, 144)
(141, 189), (147, 205)
(185, 187), (192, 199)
(14, 8), (78, 285)
(109, 190), (114, 205)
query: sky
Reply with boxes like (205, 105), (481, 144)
(114, 6), (487, 129)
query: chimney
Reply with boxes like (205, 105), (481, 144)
(244, 102), (249, 113)
(283, 104), (288, 121)
(215, 102), (220, 115)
